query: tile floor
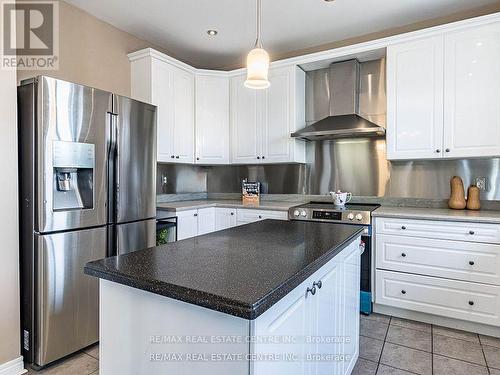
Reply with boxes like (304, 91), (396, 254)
(353, 313), (500, 375)
(25, 344), (99, 375)
(24, 313), (500, 375)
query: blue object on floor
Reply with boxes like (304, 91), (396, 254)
(360, 291), (372, 315)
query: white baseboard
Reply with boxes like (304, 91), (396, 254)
(374, 303), (500, 338)
(0, 356), (27, 375)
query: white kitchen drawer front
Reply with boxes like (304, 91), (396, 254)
(376, 234), (500, 285)
(236, 209), (288, 224)
(375, 217), (500, 244)
(376, 270), (500, 326)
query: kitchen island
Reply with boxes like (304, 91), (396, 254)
(85, 220), (364, 375)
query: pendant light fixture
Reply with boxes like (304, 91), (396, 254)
(244, 0), (270, 89)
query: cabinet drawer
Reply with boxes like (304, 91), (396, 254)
(376, 270), (500, 326)
(376, 234), (500, 285)
(375, 217), (500, 244)
(236, 209), (288, 223)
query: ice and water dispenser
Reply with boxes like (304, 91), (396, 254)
(52, 140), (95, 211)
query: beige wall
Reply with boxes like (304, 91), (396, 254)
(17, 0), (174, 96)
(0, 54), (21, 365)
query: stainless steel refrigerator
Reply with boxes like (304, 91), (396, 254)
(18, 76), (157, 367)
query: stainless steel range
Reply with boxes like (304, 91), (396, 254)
(289, 202), (380, 314)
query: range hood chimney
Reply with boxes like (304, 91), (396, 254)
(292, 59), (386, 141)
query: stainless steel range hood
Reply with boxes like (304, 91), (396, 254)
(292, 59), (386, 141)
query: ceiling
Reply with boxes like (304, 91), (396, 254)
(66, 0), (500, 69)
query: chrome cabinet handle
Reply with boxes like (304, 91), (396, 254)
(257, 156), (260, 159)
(262, 156), (265, 159)
(445, 148), (450, 153)
(436, 149), (441, 153)
(401, 290), (407, 295)
(469, 301), (474, 306)
(469, 230), (475, 235)
(230, 212), (234, 216)
(307, 286), (317, 296)
(401, 226), (407, 230)
(401, 253), (407, 258)
(469, 260), (475, 266)
(313, 280), (322, 289)
(194, 213), (198, 217)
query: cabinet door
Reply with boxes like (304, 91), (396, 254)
(152, 60), (175, 162)
(261, 67), (292, 163)
(342, 241), (361, 375)
(230, 75), (261, 164)
(386, 37), (444, 160)
(172, 67), (195, 163)
(309, 255), (344, 375)
(443, 23), (500, 158)
(251, 279), (309, 375)
(197, 207), (216, 236)
(195, 75), (230, 164)
(215, 208), (237, 231)
(176, 210), (198, 240)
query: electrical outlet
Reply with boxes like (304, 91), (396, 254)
(474, 177), (487, 191)
(162, 176), (168, 185)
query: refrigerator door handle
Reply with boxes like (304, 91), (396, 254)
(107, 113), (118, 223)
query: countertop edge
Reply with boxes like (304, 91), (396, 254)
(84, 226), (364, 320)
(157, 201), (300, 212)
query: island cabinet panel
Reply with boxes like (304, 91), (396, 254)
(97, 235), (362, 375)
(250, 239), (361, 375)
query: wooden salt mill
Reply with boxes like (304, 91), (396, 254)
(448, 176), (466, 210)
(466, 185), (481, 210)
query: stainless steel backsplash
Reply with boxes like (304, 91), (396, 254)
(157, 139), (500, 201)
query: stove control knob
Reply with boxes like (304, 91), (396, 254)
(355, 214), (363, 221)
(300, 210), (307, 217)
(293, 210), (300, 217)
(347, 213), (355, 220)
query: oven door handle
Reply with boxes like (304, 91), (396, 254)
(359, 240), (366, 255)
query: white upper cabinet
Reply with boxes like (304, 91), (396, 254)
(230, 74), (261, 164)
(387, 37), (444, 160)
(387, 21), (500, 160)
(230, 66), (306, 164)
(195, 74), (230, 164)
(443, 23), (500, 158)
(130, 49), (195, 164)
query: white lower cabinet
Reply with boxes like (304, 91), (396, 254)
(215, 208), (237, 231)
(176, 207), (216, 240)
(251, 238), (361, 375)
(375, 217), (500, 327)
(178, 207), (287, 240)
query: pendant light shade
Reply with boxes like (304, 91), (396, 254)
(245, 0), (270, 89)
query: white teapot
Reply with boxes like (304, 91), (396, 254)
(329, 190), (352, 207)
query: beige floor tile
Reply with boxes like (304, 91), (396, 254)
(26, 353), (98, 375)
(386, 325), (431, 352)
(352, 358), (378, 375)
(433, 354), (488, 375)
(433, 334), (485, 366)
(483, 345), (500, 369)
(489, 368), (500, 375)
(84, 344), (99, 360)
(360, 318), (389, 340)
(432, 326), (479, 343)
(380, 342), (431, 375)
(390, 317), (431, 333)
(360, 335), (384, 362)
(376, 364), (416, 375)
(479, 334), (500, 348)
(361, 313), (391, 325)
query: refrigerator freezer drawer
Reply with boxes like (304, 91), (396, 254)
(35, 227), (106, 366)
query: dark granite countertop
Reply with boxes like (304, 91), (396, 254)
(85, 220), (364, 320)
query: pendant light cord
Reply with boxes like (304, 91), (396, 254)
(255, 0), (262, 48)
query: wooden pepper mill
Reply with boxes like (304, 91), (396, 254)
(448, 176), (466, 210)
(466, 185), (481, 210)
